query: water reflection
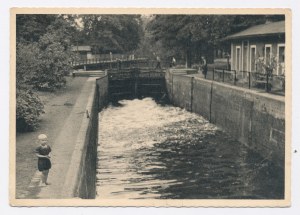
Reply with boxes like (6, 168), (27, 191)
(96, 98), (284, 199)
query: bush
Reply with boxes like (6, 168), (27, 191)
(16, 87), (44, 132)
(17, 39), (72, 91)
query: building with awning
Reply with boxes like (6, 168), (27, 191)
(223, 21), (285, 76)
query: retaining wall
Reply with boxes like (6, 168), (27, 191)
(76, 79), (99, 198)
(166, 69), (285, 167)
(60, 79), (98, 198)
(62, 76), (108, 199)
(96, 76), (109, 111)
(77, 76), (108, 198)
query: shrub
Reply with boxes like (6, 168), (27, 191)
(17, 38), (72, 91)
(16, 87), (44, 132)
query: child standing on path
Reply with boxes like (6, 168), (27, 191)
(35, 134), (52, 186)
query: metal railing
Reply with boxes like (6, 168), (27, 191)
(204, 68), (285, 95)
(71, 58), (171, 71)
(107, 69), (165, 81)
(71, 58), (148, 66)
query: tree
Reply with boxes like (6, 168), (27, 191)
(16, 15), (78, 131)
(17, 15), (76, 91)
(147, 15), (234, 67)
(146, 15), (285, 67)
(78, 15), (143, 54)
(16, 15), (56, 43)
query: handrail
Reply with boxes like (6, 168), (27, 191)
(208, 69), (284, 95)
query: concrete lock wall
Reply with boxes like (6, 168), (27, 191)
(166, 68), (199, 109)
(62, 76), (109, 199)
(77, 80), (99, 198)
(172, 75), (193, 111)
(61, 79), (99, 198)
(166, 69), (285, 167)
(96, 75), (109, 111)
(77, 76), (108, 198)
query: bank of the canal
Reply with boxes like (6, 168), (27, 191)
(15, 76), (100, 200)
(166, 69), (285, 168)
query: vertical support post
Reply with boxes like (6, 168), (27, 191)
(190, 77), (194, 112)
(234, 70), (237, 85)
(222, 69), (225, 82)
(248, 72), (251, 89)
(134, 77), (138, 97)
(209, 82), (213, 123)
(171, 72), (174, 102)
(266, 73), (269, 92)
(212, 68), (215, 80)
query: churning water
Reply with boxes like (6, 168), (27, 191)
(96, 98), (284, 199)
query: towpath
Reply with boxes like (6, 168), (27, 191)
(16, 76), (95, 199)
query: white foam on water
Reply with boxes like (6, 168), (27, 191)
(96, 97), (218, 199)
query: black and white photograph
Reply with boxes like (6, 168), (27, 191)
(9, 8), (291, 207)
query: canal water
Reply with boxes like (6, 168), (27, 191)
(96, 98), (284, 199)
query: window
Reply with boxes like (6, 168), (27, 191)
(264, 44), (272, 66)
(250, 45), (256, 72)
(242, 41), (249, 71)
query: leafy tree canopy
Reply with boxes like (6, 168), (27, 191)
(147, 15), (232, 66)
(78, 15), (143, 54)
(16, 14), (79, 131)
(146, 15), (285, 66)
(16, 15), (56, 43)
(17, 15), (77, 90)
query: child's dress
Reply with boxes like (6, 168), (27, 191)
(35, 145), (52, 171)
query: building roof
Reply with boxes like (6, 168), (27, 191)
(223, 21), (285, 40)
(71, 45), (92, 52)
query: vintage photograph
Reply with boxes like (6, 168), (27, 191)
(10, 8), (291, 206)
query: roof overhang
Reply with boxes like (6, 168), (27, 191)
(222, 32), (285, 41)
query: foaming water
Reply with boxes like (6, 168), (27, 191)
(96, 98), (284, 199)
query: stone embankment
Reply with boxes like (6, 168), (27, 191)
(166, 69), (285, 167)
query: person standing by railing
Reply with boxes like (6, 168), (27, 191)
(200, 56), (208, 78)
(117, 58), (122, 70)
(171, 57), (176, 67)
(110, 52), (113, 62)
(155, 55), (161, 69)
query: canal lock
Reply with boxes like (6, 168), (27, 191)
(92, 71), (284, 199)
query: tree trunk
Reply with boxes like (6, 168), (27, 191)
(186, 48), (192, 68)
(185, 36), (192, 68)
